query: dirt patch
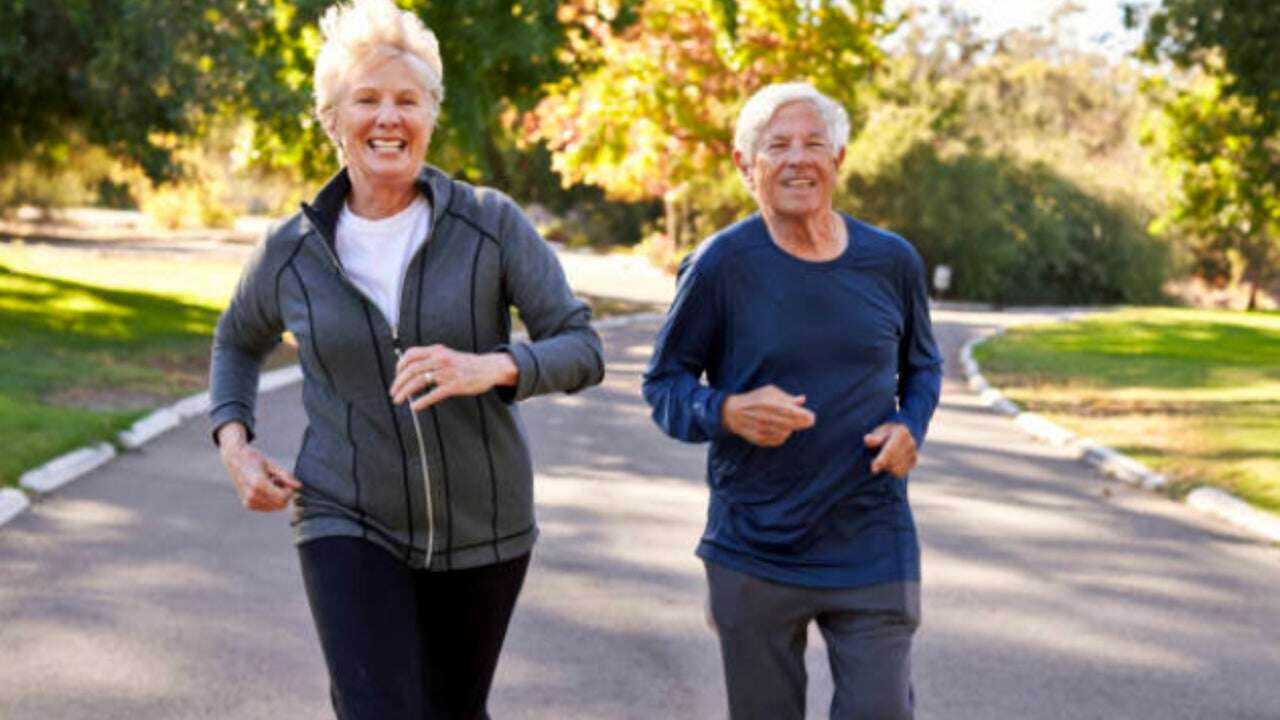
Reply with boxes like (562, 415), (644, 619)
(44, 386), (168, 412)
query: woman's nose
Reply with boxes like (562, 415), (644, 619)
(375, 101), (400, 125)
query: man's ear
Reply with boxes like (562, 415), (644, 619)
(833, 145), (846, 170)
(732, 149), (754, 191)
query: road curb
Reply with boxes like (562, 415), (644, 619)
(0, 488), (29, 526)
(963, 327), (1280, 544)
(0, 313), (667, 530)
(0, 364), (322, 529)
(19, 443), (117, 494)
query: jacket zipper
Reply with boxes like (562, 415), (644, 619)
(391, 325), (435, 567)
(309, 218), (439, 567)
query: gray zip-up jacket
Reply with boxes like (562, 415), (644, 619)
(210, 165), (604, 570)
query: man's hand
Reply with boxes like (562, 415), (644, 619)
(390, 344), (518, 412)
(217, 423), (302, 512)
(722, 385), (816, 447)
(864, 422), (918, 477)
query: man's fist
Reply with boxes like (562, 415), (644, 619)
(864, 423), (917, 477)
(722, 385), (816, 447)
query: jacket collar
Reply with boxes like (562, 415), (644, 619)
(299, 164), (453, 245)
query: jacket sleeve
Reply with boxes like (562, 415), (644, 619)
(887, 245), (943, 447)
(494, 199), (604, 402)
(208, 234), (285, 444)
(640, 260), (732, 443)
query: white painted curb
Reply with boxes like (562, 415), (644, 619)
(963, 323), (1279, 542)
(19, 443), (116, 494)
(0, 488), (29, 526)
(170, 391), (210, 420)
(258, 365), (304, 393)
(1186, 487), (1280, 543)
(118, 408), (182, 449)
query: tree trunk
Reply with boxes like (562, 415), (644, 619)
(1246, 280), (1258, 311)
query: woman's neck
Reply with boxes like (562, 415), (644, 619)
(346, 177), (417, 220)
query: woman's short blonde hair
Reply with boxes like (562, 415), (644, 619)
(313, 0), (445, 130)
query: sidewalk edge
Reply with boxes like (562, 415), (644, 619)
(962, 328), (1280, 544)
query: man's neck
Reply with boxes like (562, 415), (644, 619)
(762, 208), (847, 262)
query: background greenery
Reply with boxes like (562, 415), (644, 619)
(2, 0), (1274, 307)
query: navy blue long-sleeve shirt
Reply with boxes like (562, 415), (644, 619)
(642, 213), (943, 588)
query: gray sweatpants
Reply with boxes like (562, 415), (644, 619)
(704, 561), (921, 720)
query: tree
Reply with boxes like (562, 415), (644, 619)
(237, 0), (610, 184)
(0, 0), (273, 181)
(0, 0), (612, 188)
(834, 3), (1173, 304)
(1128, 0), (1280, 308)
(524, 0), (896, 246)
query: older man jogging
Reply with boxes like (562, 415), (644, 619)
(642, 82), (943, 720)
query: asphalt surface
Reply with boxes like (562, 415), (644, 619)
(2, 312), (1279, 719)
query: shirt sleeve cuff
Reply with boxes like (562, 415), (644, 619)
(695, 387), (733, 441)
(210, 402), (256, 447)
(493, 343), (535, 403)
(887, 411), (924, 448)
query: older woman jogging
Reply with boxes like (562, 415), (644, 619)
(208, 1), (603, 717)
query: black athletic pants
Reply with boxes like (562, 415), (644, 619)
(298, 536), (530, 720)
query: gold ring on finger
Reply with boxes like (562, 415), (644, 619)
(422, 370), (436, 386)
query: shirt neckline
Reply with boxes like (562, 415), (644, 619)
(756, 213), (855, 270)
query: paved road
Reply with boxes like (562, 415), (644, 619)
(2, 313), (1279, 719)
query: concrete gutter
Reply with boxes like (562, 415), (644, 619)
(962, 328), (1280, 545)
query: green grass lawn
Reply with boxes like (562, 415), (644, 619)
(0, 241), (657, 489)
(974, 307), (1280, 515)
(0, 243), (258, 487)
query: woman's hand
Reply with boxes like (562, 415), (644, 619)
(217, 423), (302, 512)
(391, 344), (518, 412)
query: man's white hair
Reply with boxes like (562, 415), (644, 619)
(733, 82), (850, 165)
(313, 0), (444, 132)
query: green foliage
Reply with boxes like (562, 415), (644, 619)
(1129, 0), (1280, 308)
(847, 143), (1170, 304)
(1131, 0), (1280, 132)
(1144, 76), (1279, 294)
(229, 0), (615, 183)
(837, 6), (1172, 304)
(526, 0), (895, 244)
(0, 0), (275, 182)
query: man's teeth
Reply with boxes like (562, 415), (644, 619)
(370, 140), (405, 149)
(784, 179), (815, 187)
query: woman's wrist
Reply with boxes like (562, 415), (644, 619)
(216, 422), (250, 454)
(487, 352), (519, 387)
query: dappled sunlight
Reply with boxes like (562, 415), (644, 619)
(0, 266), (221, 341)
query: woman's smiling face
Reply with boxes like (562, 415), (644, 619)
(327, 53), (435, 191)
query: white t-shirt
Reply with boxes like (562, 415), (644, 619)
(335, 195), (432, 328)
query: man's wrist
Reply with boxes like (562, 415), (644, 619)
(719, 393), (738, 434)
